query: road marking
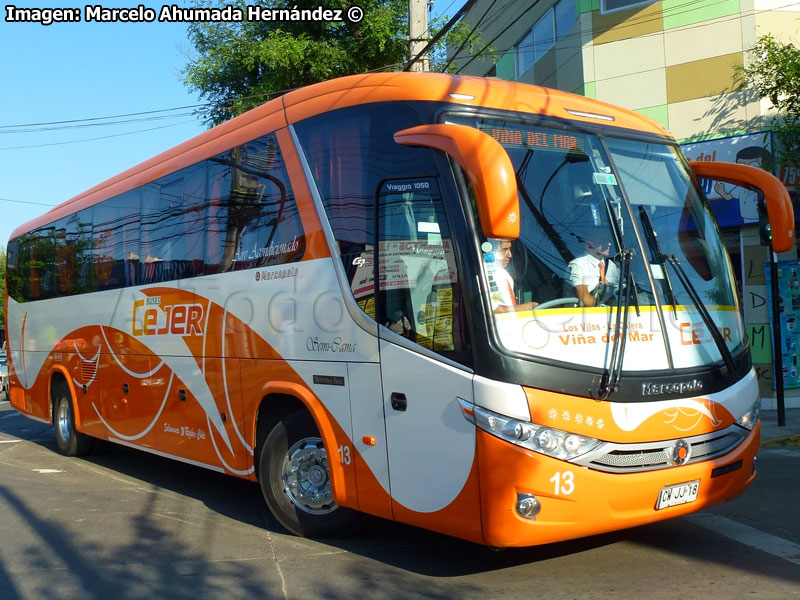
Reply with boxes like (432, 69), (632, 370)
(32, 469), (64, 474)
(762, 434), (800, 448)
(0, 440), (22, 444)
(690, 514), (800, 566)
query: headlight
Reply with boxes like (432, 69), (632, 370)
(736, 399), (760, 431)
(467, 402), (603, 461)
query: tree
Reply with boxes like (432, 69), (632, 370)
(182, 0), (494, 126)
(183, 0), (409, 126)
(741, 35), (800, 167)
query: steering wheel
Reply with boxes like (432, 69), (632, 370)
(532, 297), (580, 310)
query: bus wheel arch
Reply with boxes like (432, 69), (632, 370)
(254, 393), (361, 538)
(50, 374), (94, 457)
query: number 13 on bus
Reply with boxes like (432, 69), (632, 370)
(4, 73), (793, 547)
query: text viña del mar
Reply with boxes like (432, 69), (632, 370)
(4, 4), (363, 26)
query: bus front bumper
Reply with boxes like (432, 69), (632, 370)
(476, 421), (760, 547)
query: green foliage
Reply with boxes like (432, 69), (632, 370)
(183, 0), (409, 125)
(428, 17), (497, 74)
(741, 35), (800, 166)
(183, 1), (497, 126)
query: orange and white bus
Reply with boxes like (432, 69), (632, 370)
(4, 72), (794, 547)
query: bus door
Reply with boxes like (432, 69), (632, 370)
(376, 177), (480, 531)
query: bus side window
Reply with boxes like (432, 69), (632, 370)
(378, 178), (469, 360)
(71, 209), (95, 295)
(207, 133), (305, 274)
(140, 183), (163, 285)
(295, 113), (376, 315)
(94, 191), (141, 291)
(205, 161), (231, 275)
(5, 239), (22, 302)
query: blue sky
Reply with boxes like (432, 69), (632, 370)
(0, 1), (460, 250)
(0, 5), (209, 248)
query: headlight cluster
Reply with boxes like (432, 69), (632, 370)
(736, 399), (760, 431)
(470, 404), (603, 461)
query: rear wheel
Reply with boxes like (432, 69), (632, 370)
(53, 384), (94, 456)
(259, 410), (361, 538)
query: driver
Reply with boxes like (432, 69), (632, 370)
(568, 229), (619, 307)
(490, 239), (539, 314)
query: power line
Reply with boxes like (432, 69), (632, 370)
(0, 121), (196, 151)
(0, 197), (57, 207)
(454, 0), (545, 72)
(442, 0), (501, 72)
(0, 111), (199, 135)
(0, 104), (208, 130)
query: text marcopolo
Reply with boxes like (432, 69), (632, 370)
(4, 4), (357, 25)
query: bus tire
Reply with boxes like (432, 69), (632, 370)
(53, 384), (94, 457)
(259, 410), (361, 538)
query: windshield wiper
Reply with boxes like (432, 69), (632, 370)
(664, 255), (738, 376)
(636, 207), (737, 376)
(639, 207), (678, 319)
(596, 247), (635, 399)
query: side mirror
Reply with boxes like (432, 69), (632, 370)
(690, 161), (795, 253)
(394, 124), (520, 239)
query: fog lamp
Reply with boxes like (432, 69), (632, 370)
(516, 493), (541, 520)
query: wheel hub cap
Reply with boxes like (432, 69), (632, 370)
(282, 437), (335, 514)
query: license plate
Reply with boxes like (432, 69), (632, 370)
(656, 480), (700, 510)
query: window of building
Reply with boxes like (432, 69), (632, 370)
(555, 0), (576, 39)
(514, 0), (575, 78)
(600, 0), (656, 14)
(533, 8), (556, 63)
(515, 29), (535, 78)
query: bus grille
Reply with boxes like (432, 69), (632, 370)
(573, 426), (749, 473)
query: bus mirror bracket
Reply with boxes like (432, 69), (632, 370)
(690, 161), (795, 253)
(394, 124), (520, 240)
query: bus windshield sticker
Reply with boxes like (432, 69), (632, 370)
(593, 172), (618, 185)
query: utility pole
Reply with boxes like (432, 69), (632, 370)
(408, 0), (430, 72)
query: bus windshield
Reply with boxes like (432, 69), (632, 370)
(450, 115), (743, 373)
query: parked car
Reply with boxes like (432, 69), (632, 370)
(0, 354), (8, 396)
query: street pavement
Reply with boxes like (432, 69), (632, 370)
(1, 393), (799, 599)
(760, 407), (800, 445)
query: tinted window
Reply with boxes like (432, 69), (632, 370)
(378, 178), (468, 355)
(206, 133), (304, 273)
(94, 192), (140, 290)
(295, 102), (471, 363)
(69, 209), (95, 295)
(6, 239), (21, 302)
(29, 226), (58, 301)
(9, 132), (304, 298)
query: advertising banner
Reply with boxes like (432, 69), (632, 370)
(764, 259), (800, 389)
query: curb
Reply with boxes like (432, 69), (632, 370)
(761, 434), (800, 448)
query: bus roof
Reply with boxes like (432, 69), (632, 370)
(10, 72), (670, 241)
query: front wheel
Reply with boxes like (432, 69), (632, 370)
(53, 384), (94, 456)
(259, 410), (361, 538)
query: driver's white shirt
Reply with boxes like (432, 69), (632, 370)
(568, 254), (619, 292)
(490, 266), (516, 310)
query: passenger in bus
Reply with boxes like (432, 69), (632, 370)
(567, 229), (619, 307)
(491, 239), (539, 314)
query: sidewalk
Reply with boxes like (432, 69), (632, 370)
(760, 408), (800, 445)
